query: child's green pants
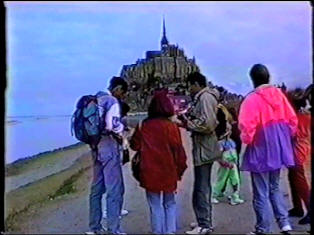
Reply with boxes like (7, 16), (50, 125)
(213, 164), (240, 197)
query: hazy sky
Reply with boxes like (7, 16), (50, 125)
(5, 1), (312, 116)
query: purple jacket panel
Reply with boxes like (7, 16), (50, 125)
(240, 121), (295, 173)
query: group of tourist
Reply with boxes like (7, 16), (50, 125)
(85, 64), (311, 235)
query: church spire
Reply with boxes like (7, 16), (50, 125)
(163, 16), (166, 38)
(161, 15), (169, 49)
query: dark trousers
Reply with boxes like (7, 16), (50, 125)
(288, 165), (310, 212)
(192, 163), (213, 228)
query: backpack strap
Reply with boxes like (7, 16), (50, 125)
(202, 89), (219, 101)
(138, 120), (143, 130)
(193, 89), (219, 110)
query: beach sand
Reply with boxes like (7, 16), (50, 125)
(4, 129), (311, 234)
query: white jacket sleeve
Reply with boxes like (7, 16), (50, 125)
(105, 103), (124, 134)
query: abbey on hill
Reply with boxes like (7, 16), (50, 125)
(120, 17), (199, 111)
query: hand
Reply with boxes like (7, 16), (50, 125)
(169, 114), (181, 124)
(177, 113), (188, 121)
(176, 116), (188, 129)
(111, 132), (123, 145)
(218, 160), (233, 169)
(177, 174), (183, 181)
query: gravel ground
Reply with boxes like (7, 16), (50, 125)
(6, 129), (311, 234)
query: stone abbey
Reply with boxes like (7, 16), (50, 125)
(120, 18), (199, 111)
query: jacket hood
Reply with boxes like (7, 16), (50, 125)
(254, 84), (283, 110)
(96, 91), (110, 97)
(195, 87), (220, 101)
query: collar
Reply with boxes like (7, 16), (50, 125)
(96, 90), (110, 97)
(245, 84), (273, 98)
(193, 87), (219, 102)
(254, 84), (273, 92)
(194, 87), (210, 101)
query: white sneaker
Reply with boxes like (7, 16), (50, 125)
(85, 227), (107, 235)
(229, 197), (245, 206)
(227, 193), (245, 206)
(103, 209), (129, 219)
(190, 222), (198, 228)
(211, 197), (219, 204)
(121, 209), (129, 216)
(115, 230), (127, 235)
(186, 226), (212, 234)
(281, 224), (292, 232)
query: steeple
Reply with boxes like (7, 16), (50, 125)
(163, 16), (166, 37)
(161, 16), (169, 49)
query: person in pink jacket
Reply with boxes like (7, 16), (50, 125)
(238, 64), (298, 235)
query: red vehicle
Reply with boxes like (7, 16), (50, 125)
(168, 93), (191, 115)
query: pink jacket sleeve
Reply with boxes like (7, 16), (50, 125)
(238, 96), (260, 144)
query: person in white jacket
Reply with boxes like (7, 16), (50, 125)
(86, 77), (128, 235)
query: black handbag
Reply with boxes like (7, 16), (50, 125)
(131, 151), (141, 182)
(131, 121), (142, 182)
(122, 149), (130, 165)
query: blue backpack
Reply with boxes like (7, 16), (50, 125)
(71, 95), (103, 149)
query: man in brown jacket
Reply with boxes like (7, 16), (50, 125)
(179, 72), (221, 234)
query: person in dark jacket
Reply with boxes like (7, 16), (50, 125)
(178, 72), (221, 234)
(130, 90), (188, 234)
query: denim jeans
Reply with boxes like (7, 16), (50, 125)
(251, 170), (291, 233)
(146, 191), (176, 234)
(89, 153), (124, 234)
(193, 163), (213, 228)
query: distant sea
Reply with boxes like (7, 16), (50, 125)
(5, 115), (79, 164)
(5, 114), (147, 165)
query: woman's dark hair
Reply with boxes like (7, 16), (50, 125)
(228, 106), (238, 122)
(148, 90), (175, 119)
(304, 84), (313, 100)
(108, 76), (128, 93)
(187, 72), (207, 87)
(286, 88), (307, 111)
(215, 108), (227, 139)
(249, 64), (270, 88)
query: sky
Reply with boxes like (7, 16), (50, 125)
(5, 1), (312, 116)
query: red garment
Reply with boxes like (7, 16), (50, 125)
(294, 113), (311, 165)
(130, 118), (187, 193)
(288, 165), (310, 211)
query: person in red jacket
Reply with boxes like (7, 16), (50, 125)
(287, 90), (312, 225)
(130, 90), (188, 234)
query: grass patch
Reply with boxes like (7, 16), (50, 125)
(4, 152), (93, 232)
(50, 167), (88, 199)
(5, 164), (92, 232)
(5, 205), (31, 231)
(5, 143), (87, 177)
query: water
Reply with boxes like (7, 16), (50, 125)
(4, 114), (147, 165)
(5, 116), (79, 164)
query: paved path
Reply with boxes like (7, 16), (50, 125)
(12, 129), (311, 234)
